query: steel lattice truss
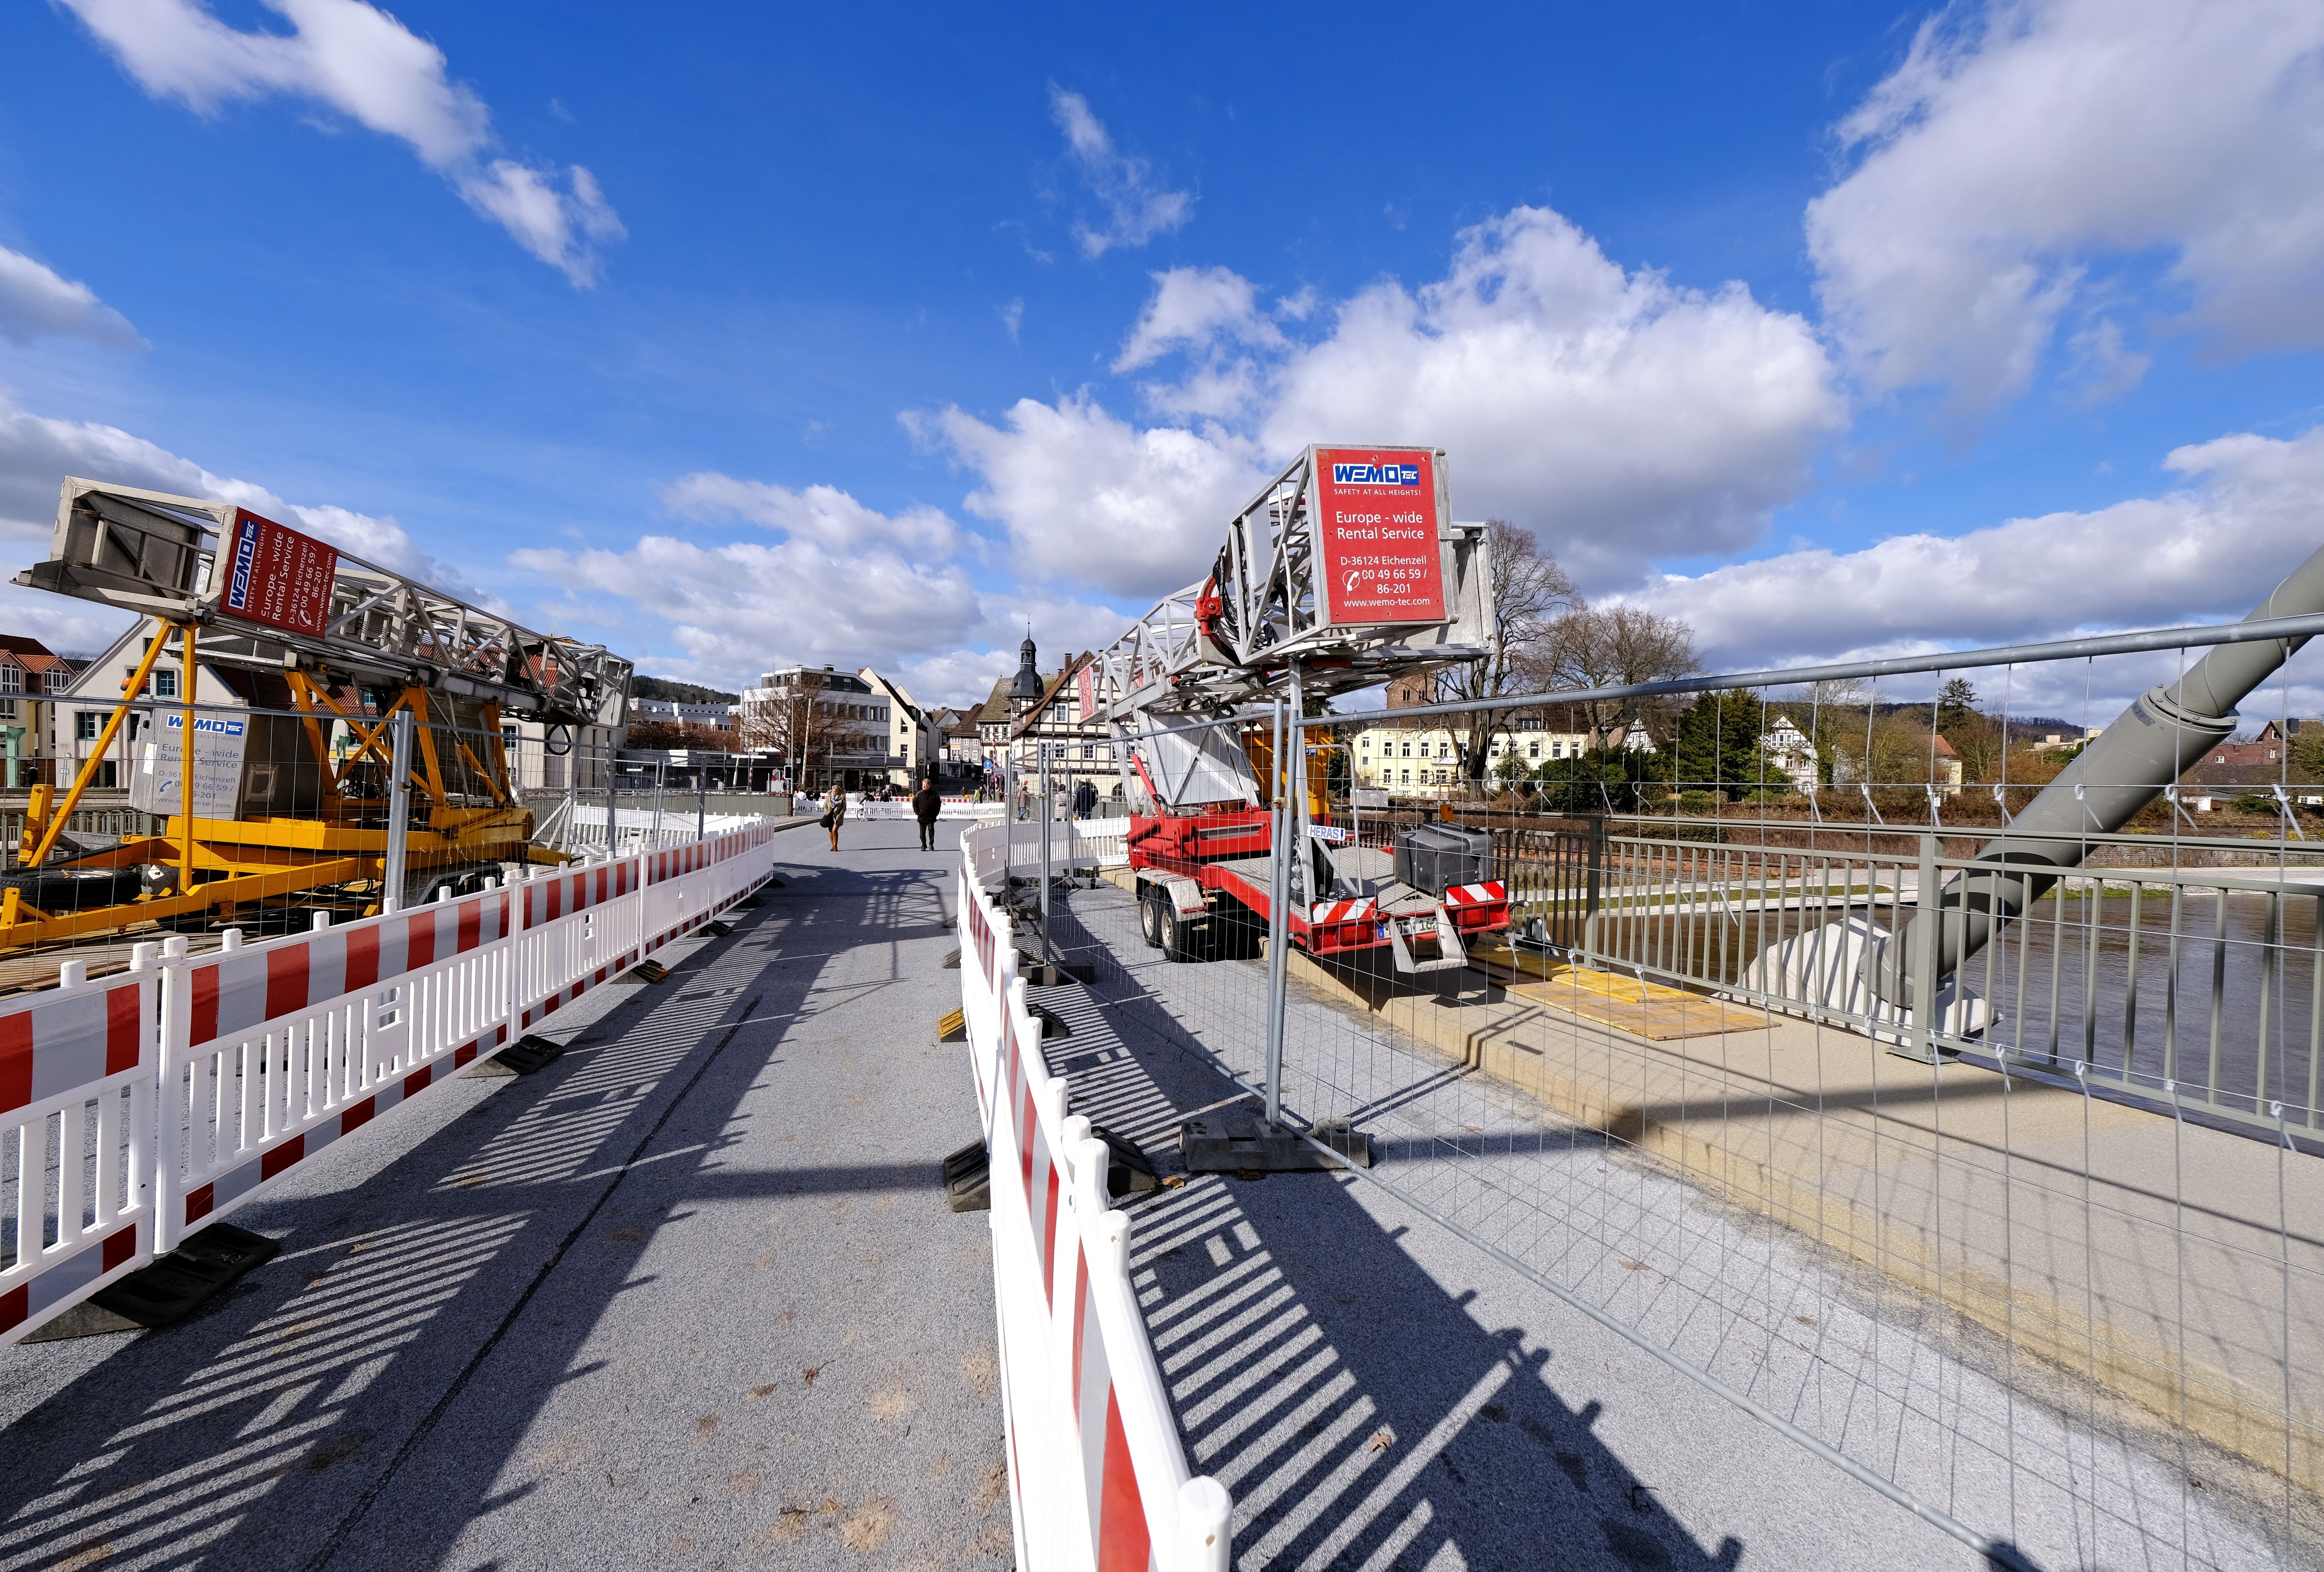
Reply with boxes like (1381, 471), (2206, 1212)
(17, 478), (632, 726)
(1090, 447), (1494, 726)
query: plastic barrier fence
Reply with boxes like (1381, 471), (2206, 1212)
(0, 818), (787, 1342)
(957, 829), (1232, 1571)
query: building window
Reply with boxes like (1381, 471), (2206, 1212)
(1399, 769), (1410, 784)
(153, 669), (179, 700)
(0, 666), (19, 695)
(0, 699), (14, 720)
(76, 711), (103, 741)
(1400, 740), (1412, 757)
(1529, 741), (1541, 758)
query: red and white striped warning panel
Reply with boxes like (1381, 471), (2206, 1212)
(0, 817), (790, 1348)
(1309, 898), (1377, 926)
(957, 846), (1232, 1570)
(1441, 881), (1507, 909)
(0, 969), (156, 1343)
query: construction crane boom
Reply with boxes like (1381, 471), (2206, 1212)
(1074, 444), (1513, 984)
(15, 478), (630, 728)
(1082, 446), (1492, 812)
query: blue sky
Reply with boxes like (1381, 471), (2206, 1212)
(2, 0), (2322, 715)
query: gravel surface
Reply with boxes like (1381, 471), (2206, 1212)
(0, 820), (1008, 1571)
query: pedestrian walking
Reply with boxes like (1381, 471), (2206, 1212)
(1072, 779), (1097, 820)
(821, 783), (847, 851)
(911, 775), (942, 851)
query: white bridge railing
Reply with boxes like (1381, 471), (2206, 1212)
(956, 824), (1230, 1570)
(0, 819), (788, 1343)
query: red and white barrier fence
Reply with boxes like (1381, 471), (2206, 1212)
(958, 827), (1232, 1571)
(0, 818), (789, 1343)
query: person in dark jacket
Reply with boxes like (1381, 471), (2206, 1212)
(911, 777), (942, 850)
(1072, 779), (1097, 820)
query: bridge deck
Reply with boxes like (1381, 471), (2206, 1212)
(0, 820), (1006, 1571)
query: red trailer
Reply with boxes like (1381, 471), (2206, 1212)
(1125, 803), (1509, 971)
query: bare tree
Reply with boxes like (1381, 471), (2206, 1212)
(737, 673), (851, 789)
(1424, 520), (1580, 797)
(1535, 604), (1701, 749)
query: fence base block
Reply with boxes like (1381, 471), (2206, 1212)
(21, 1299), (143, 1342)
(941, 947), (961, 969)
(617, 960), (670, 985)
(1181, 1113), (1373, 1173)
(942, 1140), (990, 1212)
(460, 1034), (566, 1077)
(88, 1223), (280, 1329)
(938, 1007), (968, 1042)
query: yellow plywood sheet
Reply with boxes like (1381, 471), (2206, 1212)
(1469, 942), (1772, 1040)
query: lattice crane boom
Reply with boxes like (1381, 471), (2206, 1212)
(15, 478), (631, 728)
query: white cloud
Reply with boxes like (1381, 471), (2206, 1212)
(918, 205), (1839, 602)
(1642, 426), (2324, 676)
(60, 0), (623, 285)
(906, 393), (1268, 603)
(999, 298), (1024, 343)
(1807, 0), (2324, 412)
(509, 490), (1127, 707)
(1114, 266), (1282, 371)
(1049, 87), (1193, 259)
(1261, 207), (1842, 583)
(662, 472), (960, 558)
(0, 246), (143, 350)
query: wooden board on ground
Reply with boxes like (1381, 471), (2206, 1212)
(1470, 941), (1773, 1041)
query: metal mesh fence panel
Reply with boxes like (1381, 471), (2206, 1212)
(1017, 631), (2324, 1567)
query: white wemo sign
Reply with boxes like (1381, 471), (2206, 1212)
(129, 712), (250, 818)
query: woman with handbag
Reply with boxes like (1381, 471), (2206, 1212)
(821, 783), (847, 851)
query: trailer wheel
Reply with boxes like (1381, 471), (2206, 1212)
(1159, 904), (1209, 964)
(1138, 888), (1166, 948)
(0, 866), (144, 913)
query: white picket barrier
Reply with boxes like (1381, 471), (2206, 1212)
(0, 818), (789, 1342)
(957, 827), (1232, 1571)
(0, 962), (157, 1337)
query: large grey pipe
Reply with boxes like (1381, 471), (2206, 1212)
(1871, 540), (2324, 1007)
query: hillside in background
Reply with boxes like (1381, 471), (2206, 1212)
(634, 676), (740, 705)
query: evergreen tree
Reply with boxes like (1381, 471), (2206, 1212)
(1673, 689), (1778, 797)
(1934, 676), (1978, 736)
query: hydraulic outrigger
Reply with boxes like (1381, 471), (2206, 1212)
(0, 478), (632, 950)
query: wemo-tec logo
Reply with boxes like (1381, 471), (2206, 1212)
(1330, 461), (1420, 487)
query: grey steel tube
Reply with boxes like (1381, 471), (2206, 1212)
(384, 711), (413, 911)
(1873, 540), (2324, 1005)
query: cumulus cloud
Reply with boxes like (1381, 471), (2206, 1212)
(1642, 426), (2324, 678)
(0, 246), (143, 350)
(1262, 207), (1842, 582)
(663, 472), (960, 558)
(916, 205), (1839, 602)
(510, 490), (1127, 706)
(1050, 87), (1193, 259)
(1808, 0), (2324, 412)
(1114, 266), (1283, 372)
(60, 0), (623, 284)
(905, 394), (1268, 603)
